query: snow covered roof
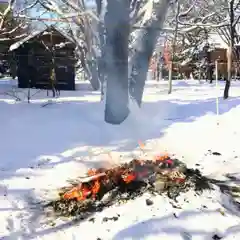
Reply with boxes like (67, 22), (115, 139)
(9, 30), (43, 51)
(208, 34), (228, 49)
(9, 25), (74, 52)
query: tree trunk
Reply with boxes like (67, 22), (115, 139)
(224, 0), (234, 99)
(77, 43), (100, 90)
(95, 0), (106, 98)
(168, 1), (180, 94)
(88, 59), (100, 90)
(224, 46), (232, 99)
(104, 0), (130, 124)
(129, 0), (170, 106)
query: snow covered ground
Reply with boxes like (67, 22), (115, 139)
(1, 78), (240, 240)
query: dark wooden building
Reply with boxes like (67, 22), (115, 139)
(9, 26), (76, 90)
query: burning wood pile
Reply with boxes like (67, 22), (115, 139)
(45, 155), (211, 218)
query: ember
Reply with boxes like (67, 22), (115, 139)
(45, 155), (212, 218)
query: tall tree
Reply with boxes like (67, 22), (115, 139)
(104, 0), (130, 124)
(223, 0), (235, 99)
(129, 0), (171, 106)
(168, 1), (180, 94)
(95, 0), (106, 99)
(36, 0), (173, 122)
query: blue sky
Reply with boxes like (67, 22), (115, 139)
(21, 0), (96, 30)
(29, 3), (58, 27)
(30, 4), (55, 18)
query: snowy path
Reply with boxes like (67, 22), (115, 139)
(1, 79), (240, 239)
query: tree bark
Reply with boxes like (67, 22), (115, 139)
(129, 0), (171, 106)
(224, 0), (234, 99)
(95, 0), (106, 97)
(168, 1), (180, 94)
(104, 0), (130, 124)
(224, 46), (232, 99)
(87, 59), (100, 90)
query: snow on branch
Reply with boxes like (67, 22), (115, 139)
(178, 1), (196, 18)
(15, 0), (40, 15)
(175, 0), (234, 30)
(0, 0), (15, 29)
(0, 0), (33, 42)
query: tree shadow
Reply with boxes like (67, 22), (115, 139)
(2, 199), (240, 240)
(113, 209), (240, 240)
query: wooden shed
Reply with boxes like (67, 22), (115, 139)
(9, 25), (76, 91)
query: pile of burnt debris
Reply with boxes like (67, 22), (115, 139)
(45, 155), (214, 219)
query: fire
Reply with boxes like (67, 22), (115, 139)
(155, 154), (170, 161)
(62, 167), (141, 201)
(47, 155), (213, 218)
(61, 153), (184, 202)
(88, 168), (98, 176)
(122, 172), (137, 183)
(92, 180), (100, 197)
(63, 185), (92, 201)
(63, 168), (103, 201)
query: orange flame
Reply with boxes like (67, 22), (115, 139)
(155, 154), (169, 161)
(63, 185), (92, 201)
(122, 172), (137, 183)
(88, 168), (98, 176)
(92, 180), (100, 197)
(62, 154), (174, 202)
(62, 168), (103, 201)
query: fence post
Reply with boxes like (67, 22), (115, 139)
(168, 61), (173, 94)
(159, 63), (163, 81)
(198, 65), (201, 83)
(215, 60), (219, 123)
